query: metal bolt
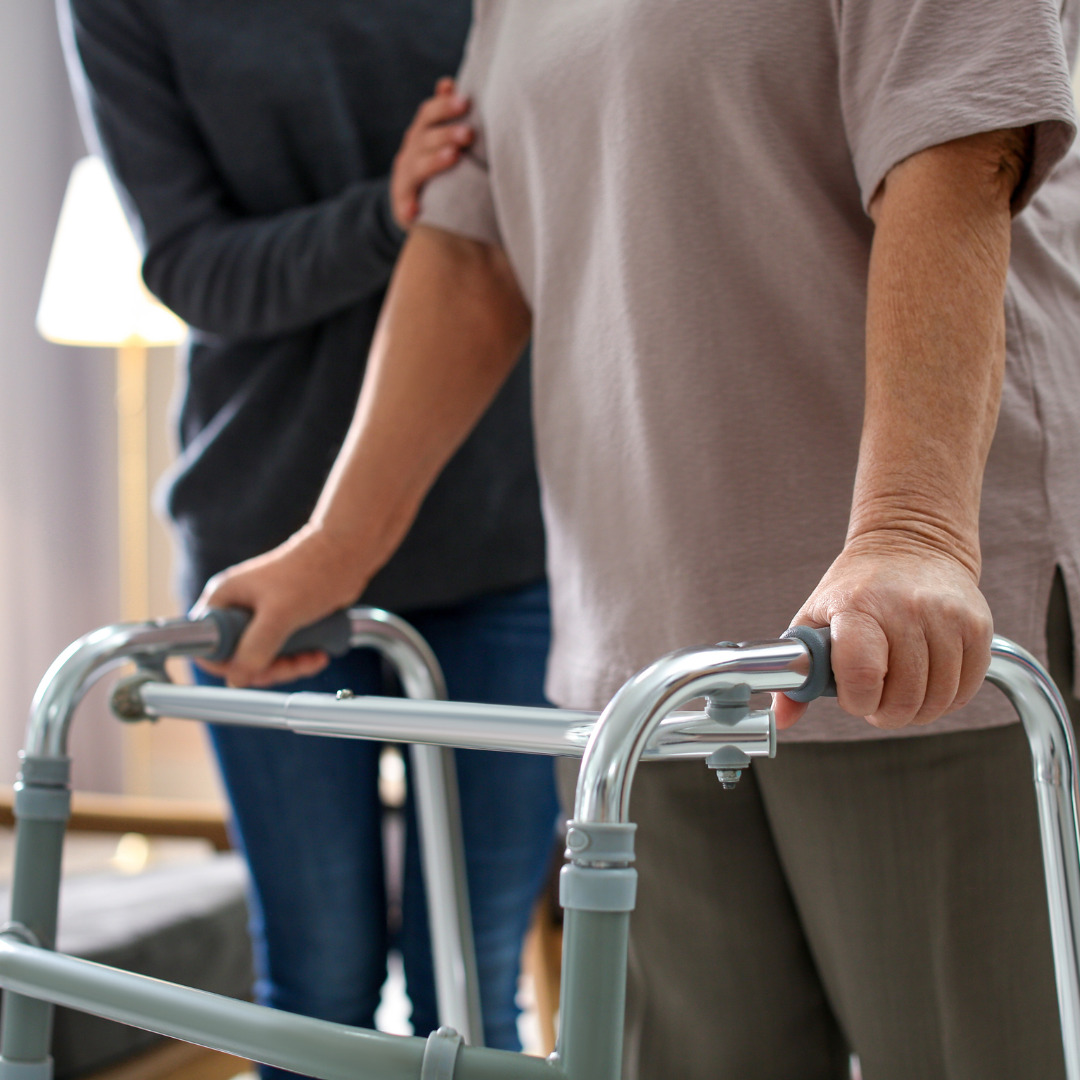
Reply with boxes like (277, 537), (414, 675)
(716, 768), (743, 790)
(335, 689), (355, 700)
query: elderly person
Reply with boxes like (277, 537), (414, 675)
(61, 0), (560, 1061)
(201, 0), (1080, 1076)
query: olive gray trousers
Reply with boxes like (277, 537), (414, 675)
(559, 574), (1078, 1079)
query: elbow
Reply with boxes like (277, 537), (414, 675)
(968, 125), (1035, 210)
(410, 225), (531, 342)
(140, 245), (263, 339)
(869, 126), (1035, 227)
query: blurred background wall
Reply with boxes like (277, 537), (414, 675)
(0, 0), (219, 801)
(0, 2), (1076, 799)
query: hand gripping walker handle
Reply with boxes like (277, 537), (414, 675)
(780, 625), (837, 702)
(200, 607), (353, 663)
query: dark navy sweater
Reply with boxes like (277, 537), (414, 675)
(61, 0), (545, 609)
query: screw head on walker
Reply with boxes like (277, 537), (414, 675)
(706, 745), (752, 790)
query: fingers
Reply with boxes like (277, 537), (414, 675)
(391, 81), (474, 227)
(829, 610), (890, 721)
(773, 693), (808, 730)
(785, 548), (993, 732)
(194, 569), (329, 688)
(245, 651), (330, 688)
(194, 652), (330, 688)
(412, 84), (469, 130)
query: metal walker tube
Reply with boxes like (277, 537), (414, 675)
(986, 636), (1080, 1079)
(0, 607), (484, 1076)
(2, 624), (1078, 1079)
(553, 633), (1080, 1080)
(555, 637), (811, 1080)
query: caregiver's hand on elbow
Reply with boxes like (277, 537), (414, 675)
(192, 522), (367, 688)
(391, 77), (473, 228)
(772, 531), (993, 732)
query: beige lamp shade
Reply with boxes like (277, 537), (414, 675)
(36, 156), (186, 347)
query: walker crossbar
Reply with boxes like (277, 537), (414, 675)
(0, 936), (550, 1080)
(0, 606), (485, 1076)
(1, 622), (1078, 1080)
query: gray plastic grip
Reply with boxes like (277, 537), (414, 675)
(780, 625), (837, 702)
(201, 608), (353, 663)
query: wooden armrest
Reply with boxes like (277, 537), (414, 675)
(0, 788), (231, 852)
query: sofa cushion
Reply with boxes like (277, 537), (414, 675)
(1, 851), (253, 1078)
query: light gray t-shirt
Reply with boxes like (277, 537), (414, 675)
(422, 0), (1080, 740)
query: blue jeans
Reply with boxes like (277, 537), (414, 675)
(201, 581), (559, 1075)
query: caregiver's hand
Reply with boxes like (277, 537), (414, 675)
(390, 77), (474, 228)
(193, 523), (367, 687)
(773, 530), (993, 731)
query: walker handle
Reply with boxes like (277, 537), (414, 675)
(779, 625), (837, 702)
(200, 607), (353, 663)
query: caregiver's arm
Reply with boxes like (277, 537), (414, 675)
(775, 127), (1030, 731)
(195, 224), (531, 686)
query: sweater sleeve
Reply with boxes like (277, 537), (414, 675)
(60, 0), (407, 339)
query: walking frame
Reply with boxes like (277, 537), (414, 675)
(0, 607), (1077, 1080)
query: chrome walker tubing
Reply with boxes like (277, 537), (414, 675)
(1, 623), (1078, 1079)
(0, 607), (485, 1078)
(986, 637), (1080, 1079)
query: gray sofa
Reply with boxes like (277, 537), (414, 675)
(0, 851), (253, 1078)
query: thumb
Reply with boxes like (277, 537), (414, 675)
(772, 605), (829, 730)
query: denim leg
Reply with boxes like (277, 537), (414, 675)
(399, 581), (560, 1049)
(200, 650), (389, 1080)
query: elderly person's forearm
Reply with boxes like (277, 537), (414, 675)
(195, 223), (530, 684)
(777, 128), (1028, 730)
(311, 224), (531, 585)
(853, 128), (1027, 571)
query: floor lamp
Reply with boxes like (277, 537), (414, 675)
(35, 156), (186, 625)
(36, 157), (186, 795)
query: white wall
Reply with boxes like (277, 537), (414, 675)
(0, 0), (124, 792)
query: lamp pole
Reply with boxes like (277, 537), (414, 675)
(116, 341), (150, 623)
(36, 156), (187, 795)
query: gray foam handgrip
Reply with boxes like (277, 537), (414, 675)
(780, 625), (837, 702)
(201, 607), (353, 663)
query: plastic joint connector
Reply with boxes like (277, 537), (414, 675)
(0, 1058), (54, 1080)
(420, 1026), (463, 1080)
(14, 755), (71, 823)
(0, 922), (41, 948)
(560, 864), (638, 913)
(564, 821), (637, 866)
(12, 785), (70, 823)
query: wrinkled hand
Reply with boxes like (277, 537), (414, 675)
(390, 77), (474, 229)
(192, 524), (367, 688)
(774, 533), (993, 731)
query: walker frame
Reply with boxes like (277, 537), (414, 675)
(0, 608), (1076, 1080)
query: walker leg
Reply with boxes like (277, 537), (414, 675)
(410, 743), (484, 1045)
(988, 638), (1080, 1080)
(0, 754), (72, 1080)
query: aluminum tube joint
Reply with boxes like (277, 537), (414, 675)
(574, 638), (808, 825)
(346, 607), (446, 700)
(24, 606), (435, 762)
(24, 617), (220, 760)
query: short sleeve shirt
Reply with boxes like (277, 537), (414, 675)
(422, 0), (1080, 739)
